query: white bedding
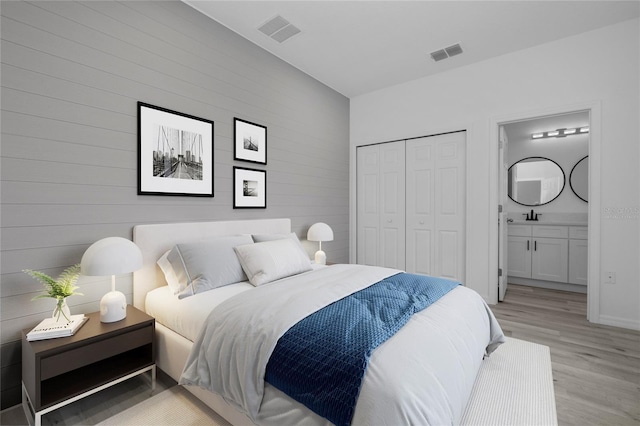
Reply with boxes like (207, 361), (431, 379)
(179, 264), (505, 426)
(145, 264), (326, 342)
(145, 281), (253, 342)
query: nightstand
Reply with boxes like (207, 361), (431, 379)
(21, 305), (155, 426)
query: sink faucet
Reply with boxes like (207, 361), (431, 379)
(522, 209), (540, 221)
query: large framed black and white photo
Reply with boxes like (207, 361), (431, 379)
(233, 167), (266, 209)
(234, 118), (267, 165)
(138, 102), (214, 197)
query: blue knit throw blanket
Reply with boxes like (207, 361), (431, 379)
(264, 272), (459, 426)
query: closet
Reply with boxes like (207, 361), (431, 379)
(356, 131), (466, 282)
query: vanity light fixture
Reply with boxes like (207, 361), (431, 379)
(531, 127), (589, 140)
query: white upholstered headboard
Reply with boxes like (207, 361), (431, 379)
(133, 218), (291, 311)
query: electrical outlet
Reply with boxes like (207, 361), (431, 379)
(605, 271), (616, 284)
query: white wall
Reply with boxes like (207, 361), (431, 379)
(350, 18), (639, 329)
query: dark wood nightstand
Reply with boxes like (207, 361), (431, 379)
(21, 305), (155, 426)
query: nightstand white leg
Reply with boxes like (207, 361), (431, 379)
(21, 382), (38, 426)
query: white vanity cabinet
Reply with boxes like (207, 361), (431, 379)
(508, 223), (588, 290)
(568, 226), (588, 285)
(506, 225), (533, 279)
(507, 225), (568, 283)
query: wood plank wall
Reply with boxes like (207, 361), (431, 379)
(0, 0), (349, 408)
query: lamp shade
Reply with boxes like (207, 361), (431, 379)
(81, 237), (142, 277)
(307, 222), (334, 242)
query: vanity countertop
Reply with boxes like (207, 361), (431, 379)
(509, 220), (588, 226)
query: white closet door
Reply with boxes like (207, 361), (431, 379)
(357, 145), (381, 266)
(379, 142), (405, 269)
(356, 141), (405, 269)
(406, 132), (465, 282)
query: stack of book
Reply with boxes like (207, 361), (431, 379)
(26, 314), (88, 341)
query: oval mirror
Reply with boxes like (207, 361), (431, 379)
(508, 157), (565, 206)
(570, 155), (588, 202)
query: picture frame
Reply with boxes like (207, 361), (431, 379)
(138, 102), (214, 197)
(233, 166), (267, 209)
(234, 118), (267, 165)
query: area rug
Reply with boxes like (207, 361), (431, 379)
(96, 385), (231, 426)
(98, 337), (556, 426)
(460, 337), (557, 425)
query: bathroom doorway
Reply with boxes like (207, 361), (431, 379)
(496, 110), (591, 316)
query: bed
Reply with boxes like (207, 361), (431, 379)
(133, 218), (505, 426)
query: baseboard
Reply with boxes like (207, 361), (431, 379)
(597, 314), (640, 331)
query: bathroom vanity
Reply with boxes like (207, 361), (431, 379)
(507, 221), (588, 292)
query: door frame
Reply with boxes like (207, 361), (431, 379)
(489, 101), (601, 322)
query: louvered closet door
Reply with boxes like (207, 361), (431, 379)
(356, 142), (405, 268)
(406, 132), (465, 282)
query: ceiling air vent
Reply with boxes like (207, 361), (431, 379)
(430, 43), (463, 62)
(258, 15), (301, 43)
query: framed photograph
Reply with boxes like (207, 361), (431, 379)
(233, 167), (266, 209)
(138, 102), (214, 197)
(234, 118), (267, 164)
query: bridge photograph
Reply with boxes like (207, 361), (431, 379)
(152, 125), (204, 181)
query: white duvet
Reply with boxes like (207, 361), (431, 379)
(180, 264), (505, 426)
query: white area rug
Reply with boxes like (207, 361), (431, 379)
(97, 385), (231, 426)
(98, 337), (556, 426)
(460, 337), (557, 425)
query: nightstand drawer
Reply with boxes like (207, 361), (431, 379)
(41, 326), (153, 380)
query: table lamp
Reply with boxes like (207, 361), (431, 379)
(81, 237), (143, 323)
(307, 222), (334, 265)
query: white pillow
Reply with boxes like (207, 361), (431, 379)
(234, 238), (312, 287)
(157, 250), (181, 295)
(252, 232), (307, 254)
(165, 234), (254, 298)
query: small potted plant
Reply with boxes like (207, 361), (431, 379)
(24, 264), (82, 322)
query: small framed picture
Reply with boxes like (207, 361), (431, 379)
(138, 102), (214, 197)
(234, 118), (267, 165)
(233, 167), (266, 209)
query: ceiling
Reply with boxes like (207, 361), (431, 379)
(184, 1), (639, 98)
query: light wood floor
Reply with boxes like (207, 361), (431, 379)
(491, 284), (640, 426)
(2, 284), (639, 425)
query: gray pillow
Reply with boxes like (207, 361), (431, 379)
(166, 234), (254, 299)
(252, 232), (307, 253)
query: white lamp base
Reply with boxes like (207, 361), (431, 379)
(314, 250), (327, 265)
(100, 291), (127, 323)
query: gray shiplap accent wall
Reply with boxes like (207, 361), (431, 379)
(0, 0), (349, 408)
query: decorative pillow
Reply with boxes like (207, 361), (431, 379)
(251, 232), (299, 243)
(157, 250), (181, 295)
(251, 232), (307, 253)
(166, 234), (254, 299)
(234, 238), (312, 287)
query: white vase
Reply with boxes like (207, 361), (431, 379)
(52, 297), (71, 322)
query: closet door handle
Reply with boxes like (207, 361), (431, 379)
(534, 240), (537, 251)
(527, 240), (530, 251)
